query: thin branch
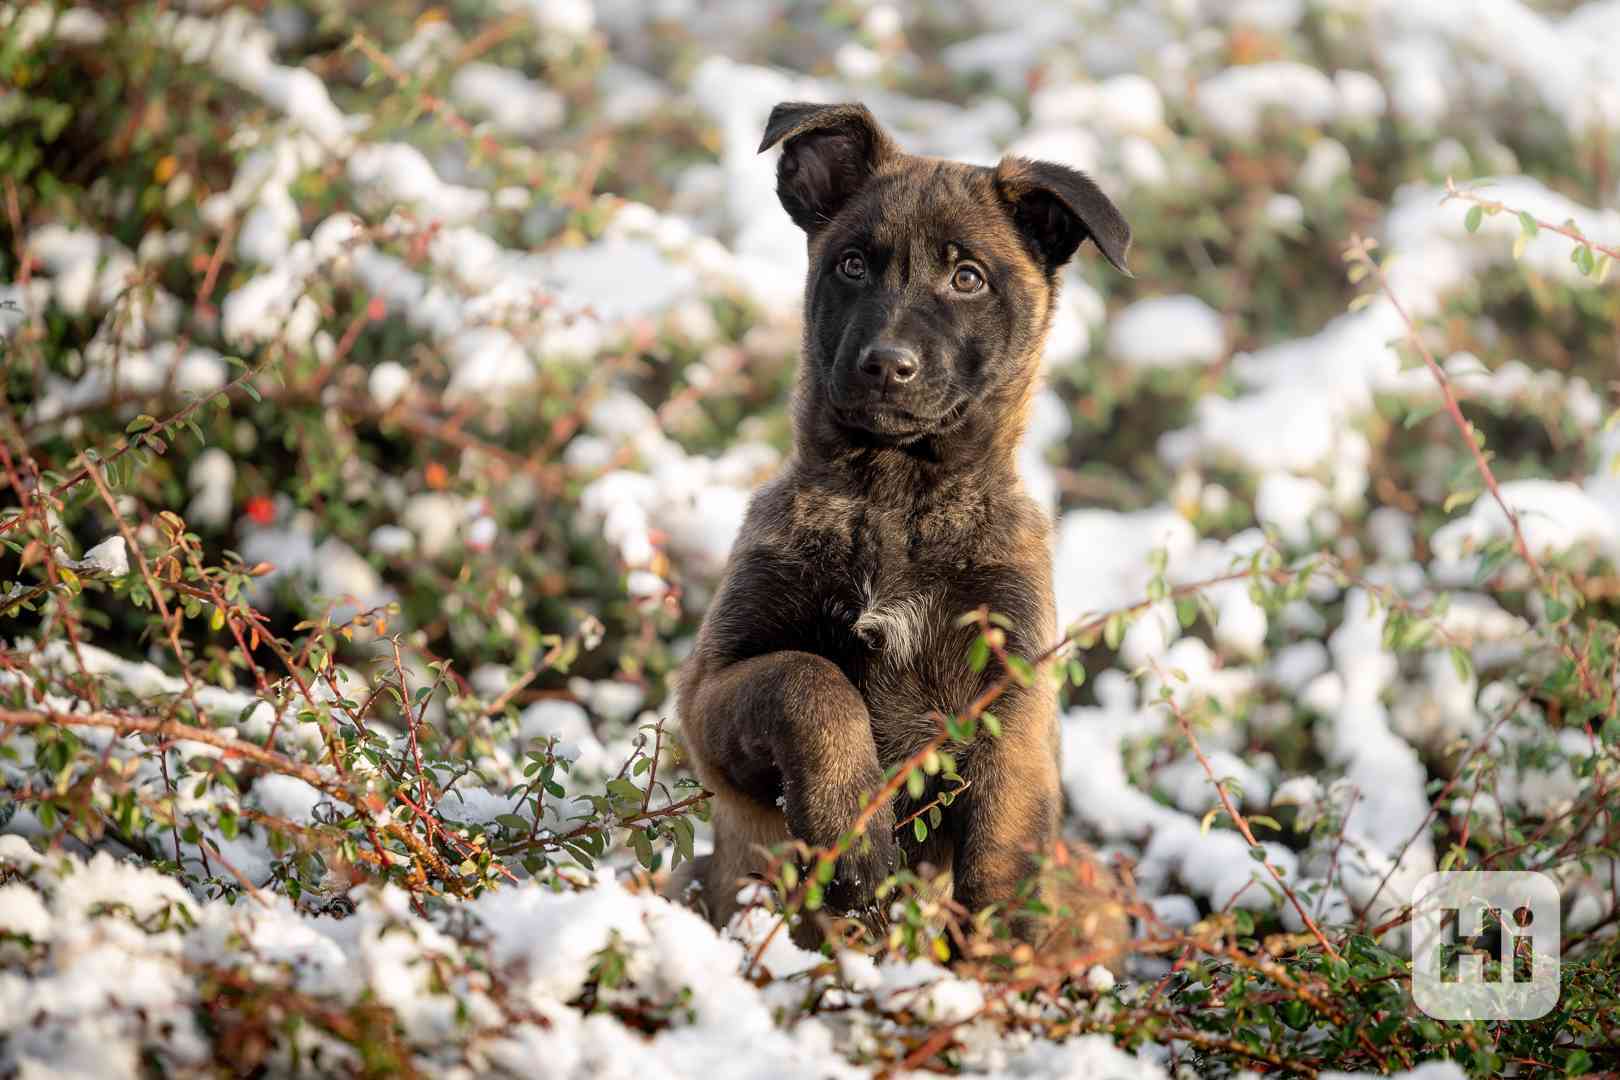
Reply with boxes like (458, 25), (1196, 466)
(1443, 180), (1620, 262)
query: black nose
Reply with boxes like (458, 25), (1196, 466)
(858, 345), (919, 384)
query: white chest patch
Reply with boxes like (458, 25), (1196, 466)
(853, 579), (937, 667)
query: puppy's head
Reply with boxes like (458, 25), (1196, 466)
(760, 101), (1131, 451)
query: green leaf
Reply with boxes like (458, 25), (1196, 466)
(1103, 611), (1125, 651)
(980, 712), (1002, 738)
(1403, 401), (1441, 429)
(1600, 713), (1620, 746)
(966, 635), (990, 673)
(907, 768), (925, 800)
(672, 816), (695, 862)
(1067, 658), (1087, 688)
(1442, 488), (1478, 513)
(1005, 654), (1034, 687)
(1449, 646), (1474, 683)
(606, 778), (642, 805)
(126, 414), (157, 434)
(1464, 205), (1483, 233)
(913, 818), (927, 842)
(1517, 210), (1539, 237)
(1474, 541), (1515, 584)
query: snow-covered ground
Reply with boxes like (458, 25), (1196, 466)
(4, 0), (1619, 1075)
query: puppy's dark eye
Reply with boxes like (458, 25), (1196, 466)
(838, 253), (867, 281)
(951, 264), (985, 294)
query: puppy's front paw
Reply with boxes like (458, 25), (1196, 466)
(823, 811), (900, 919)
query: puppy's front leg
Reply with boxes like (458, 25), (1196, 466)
(685, 651), (900, 913)
(953, 695), (1062, 938)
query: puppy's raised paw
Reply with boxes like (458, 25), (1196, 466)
(822, 816), (900, 922)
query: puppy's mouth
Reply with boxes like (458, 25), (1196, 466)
(830, 397), (971, 441)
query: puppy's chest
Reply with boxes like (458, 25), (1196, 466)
(824, 541), (981, 690)
(828, 558), (998, 764)
(843, 571), (946, 670)
(792, 504), (1048, 703)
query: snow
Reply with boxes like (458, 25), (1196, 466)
(221, 262), (321, 348)
(513, 0), (595, 39)
(1298, 137), (1352, 192)
(450, 63), (566, 139)
(155, 8), (354, 150)
(368, 359), (412, 407)
(251, 774), (325, 822)
(56, 536), (129, 578)
(238, 187), (301, 265)
(519, 699), (614, 774)
(186, 448), (236, 531)
(3, 5), (108, 49)
(1430, 479), (1620, 582)
(0, 884), (51, 938)
(1197, 62), (1341, 140)
(1255, 473), (1330, 549)
(348, 144), (491, 226)
(1029, 75), (1166, 135)
(1107, 295), (1224, 370)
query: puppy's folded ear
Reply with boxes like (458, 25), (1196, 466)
(759, 102), (897, 234)
(994, 157), (1132, 276)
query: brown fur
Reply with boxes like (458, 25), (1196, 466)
(672, 102), (1132, 949)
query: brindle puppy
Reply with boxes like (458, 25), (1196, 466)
(676, 102), (1132, 942)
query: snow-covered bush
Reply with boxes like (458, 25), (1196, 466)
(3, 1), (1618, 1076)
